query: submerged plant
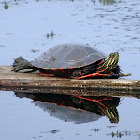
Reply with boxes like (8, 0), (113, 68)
(46, 30), (56, 39)
(4, 2), (9, 9)
(99, 0), (116, 5)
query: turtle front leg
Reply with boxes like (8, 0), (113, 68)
(107, 73), (131, 78)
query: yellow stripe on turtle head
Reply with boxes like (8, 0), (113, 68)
(105, 52), (119, 70)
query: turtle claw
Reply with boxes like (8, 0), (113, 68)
(106, 73), (131, 78)
(119, 73), (131, 77)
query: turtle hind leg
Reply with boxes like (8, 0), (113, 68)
(12, 57), (34, 72)
(70, 70), (83, 78)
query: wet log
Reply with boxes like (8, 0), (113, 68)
(0, 66), (140, 98)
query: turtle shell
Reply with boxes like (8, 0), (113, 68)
(31, 44), (106, 69)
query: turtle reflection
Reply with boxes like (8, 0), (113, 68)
(15, 92), (120, 124)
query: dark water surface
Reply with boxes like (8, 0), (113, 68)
(0, 0), (140, 139)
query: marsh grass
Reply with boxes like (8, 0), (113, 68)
(4, 2), (9, 9)
(46, 31), (56, 39)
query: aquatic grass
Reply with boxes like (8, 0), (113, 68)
(99, 0), (116, 5)
(107, 131), (124, 138)
(91, 128), (101, 132)
(4, 2), (9, 9)
(30, 49), (40, 53)
(46, 30), (56, 39)
(106, 130), (140, 138)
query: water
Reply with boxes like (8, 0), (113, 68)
(0, 91), (140, 140)
(0, 0), (140, 139)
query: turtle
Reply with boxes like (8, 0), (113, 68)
(12, 44), (131, 79)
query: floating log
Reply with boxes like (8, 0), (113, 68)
(0, 66), (140, 98)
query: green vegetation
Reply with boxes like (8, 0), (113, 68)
(99, 0), (116, 5)
(46, 31), (55, 39)
(4, 2), (9, 9)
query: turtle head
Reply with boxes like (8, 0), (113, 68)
(104, 52), (119, 70)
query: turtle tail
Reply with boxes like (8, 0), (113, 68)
(12, 57), (35, 72)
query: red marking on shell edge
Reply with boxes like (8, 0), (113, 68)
(40, 72), (53, 77)
(51, 68), (56, 72)
(68, 70), (71, 73)
(59, 68), (65, 72)
(70, 67), (74, 70)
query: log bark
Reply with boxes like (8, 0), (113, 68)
(0, 66), (140, 98)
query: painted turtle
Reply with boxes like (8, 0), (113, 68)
(12, 44), (131, 79)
